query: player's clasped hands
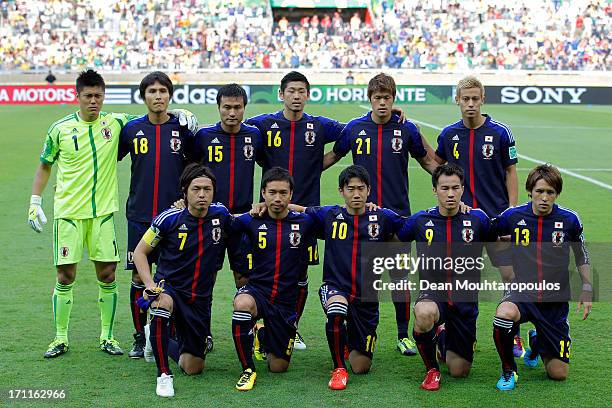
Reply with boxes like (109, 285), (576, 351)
(28, 194), (47, 233)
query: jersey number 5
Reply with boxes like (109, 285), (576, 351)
(258, 231), (267, 249)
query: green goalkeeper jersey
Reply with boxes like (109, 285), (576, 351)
(40, 111), (135, 219)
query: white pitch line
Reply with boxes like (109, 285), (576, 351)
(402, 118), (612, 191)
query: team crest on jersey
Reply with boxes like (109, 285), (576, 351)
(211, 227), (222, 243)
(101, 128), (112, 140)
(391, 137), (402, 152)
(60, 246), (69, 257)
(462, 228), (474, 243)
(552, 231), (564, 246)
(482, 143), (494, 159)
(305, 130), (316, 145)
(170, 137), (181, 153)
(289, 232), (301, 247)
(368, 223), (380, 238)
(243, 144), (254, 159)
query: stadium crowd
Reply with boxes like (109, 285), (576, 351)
(0, 0), (609, 72)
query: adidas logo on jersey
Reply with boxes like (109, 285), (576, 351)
(336, 213), (344, 220)
(359, 130), (367, 136)
(258, 224), (268, 230)
(179, 224), (188, 231)
(136, 130), (144, 136)
(517, 219), (527, 226)
(425, 220), (434, 227)
(452, 135), (459, 141)
(211, 137), (220, 144)
(271, 123), (279, 129)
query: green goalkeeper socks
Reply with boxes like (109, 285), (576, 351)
(52, 281), (74, 343)
(98, 280), (118, 340)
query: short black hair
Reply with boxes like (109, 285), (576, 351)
(280, 71), (310, 92)
(216, 83), (248, 107)
(180, 163), (216, 198)
(76, 69), (105, 94)
(339, 165), (370, 189)
(432, 163), (464, 187)
(139, 71), (173, 99)
(261, 167), (294, 191)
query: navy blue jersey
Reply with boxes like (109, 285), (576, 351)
(398, 207), (497, 300)
(189, 122), (262, 213)
(306, 205), (403, 301)
(497, 203), (589, 301)
(246, 111), (344, 206)
(150, 205), (230, 301)
(119, 115), (191, 222)
(435, 115), (518, 217)
(333, 112), (427, 216)
(230, 211), (316, 306)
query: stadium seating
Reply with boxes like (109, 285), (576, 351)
(0, 0), (609, 71)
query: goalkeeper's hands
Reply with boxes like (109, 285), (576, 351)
(169, 109), (199, 133)
(28, 195), (47, 233)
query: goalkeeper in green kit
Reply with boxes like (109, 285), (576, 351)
(28, 69), (198, 358)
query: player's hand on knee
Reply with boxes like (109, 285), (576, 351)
(28, 195), (47, 233)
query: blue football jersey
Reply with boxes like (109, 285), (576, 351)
(306, 205), (403, 301)
(496, 203), (589, 301)
(333, 112), (427, 216)
(119, 115), (192, 222)
(246, 111), (344, 206)
(435, 114), (517, 217)
(190, 122), (262, 213)
(230, 211), (316, 306)
(151, 205), (231, 301)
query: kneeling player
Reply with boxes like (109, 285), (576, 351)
(231, 167), (316, 391)
(133, 164), (231, 397)
(292, 165), (404, 390)
(493, 164), (592, 390)
(398, 164), (498, 391)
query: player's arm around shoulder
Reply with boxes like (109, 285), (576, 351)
(404, 121), (438, 174)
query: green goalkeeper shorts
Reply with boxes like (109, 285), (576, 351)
(53, 213), (119, 265)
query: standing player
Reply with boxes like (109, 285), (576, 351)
(133, 164), (231, 397)
(245, 71), (345, 349)
(231, 167), (316, 391)
(492, 164), (592, 390)
(28, 69), (198, 359)
(30, 70), (131, 358)
(190, 83), (262, 288)
(397, 164), (498, 391)
(432, 75), (521, 357)
(293, 165), (404, 390)
(324, 73), (439, 356)
(118, 71), (194, 359)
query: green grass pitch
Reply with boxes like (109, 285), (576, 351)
(1, 103), (610, 407)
